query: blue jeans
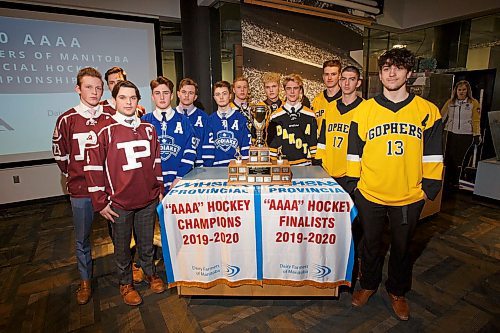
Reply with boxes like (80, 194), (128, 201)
(70, 197), (94, 280)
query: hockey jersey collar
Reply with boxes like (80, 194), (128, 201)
(113, 111), (140, 128)
(323, 89), (342, 103)
(217, 108), (235, 119)
(374, 93), (415, 113)
(74, 102), (104, 119)
(337, 96), (363, 115)
(175, 105), (196, 116)
(231, 100), (249, 111)
(153, 107), (175, 122)
(283, 102), (303, 112)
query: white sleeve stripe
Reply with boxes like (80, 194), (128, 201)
(317, 143), (326, 150)
(202, 155), (215, 158)
(181, 159), (195, 165)
(213, 159), (231, 165)
(423, 155), (444, 163)
(83, 165), (103, 171)
(347, 154), (361, 162)
(88, 186), (105, 192)
(241, 147), (250, 151)
(185, 149), (197, 154)
(195, 159), (204, 163)
(202, 145), (215, 149)
(162, 171), (177, 175)
(54, 155), (69, 161)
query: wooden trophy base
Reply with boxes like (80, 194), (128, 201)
(228, 146), (292, 185)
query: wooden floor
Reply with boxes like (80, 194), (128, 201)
(0, 190), (498, 332)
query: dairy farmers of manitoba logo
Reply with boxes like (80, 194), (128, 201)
(215, 130), (238, 152)
(312, 264), (332, 278)
(159, 134), (181, 161)
(223, 264), (241, 278)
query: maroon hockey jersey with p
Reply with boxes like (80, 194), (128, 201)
(84, 115), (164, 212)
(52, 103), (114, 197)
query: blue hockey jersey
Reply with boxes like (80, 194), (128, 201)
(176, 106), (214, 167)
(142, 109), (197, 192)
(207, 109), (252, 166)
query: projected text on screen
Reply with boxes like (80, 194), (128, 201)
(0, 9), (157, 163)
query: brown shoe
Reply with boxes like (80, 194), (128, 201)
(145, 274), (166, 294)
(76, 280), (92, 305)
(352, 288), (376, 307)
(388, 292), (410, 321)
(132, 263), (144, 283)
(120, 284), (142, 306)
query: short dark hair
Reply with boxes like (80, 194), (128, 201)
(377, 48), (415, 72)
(112, 80), (141, 100)
(323, 59), (342, 71)
(213, 80), (231, 95)
(150, 76), (174, 92)
(105, 66), (127, 82)
(76, 67), (102, 87)
(178, 78), (198, 94)
(341, 66), (361, 79)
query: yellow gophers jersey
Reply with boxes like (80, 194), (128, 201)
(311, 89), (342, 126)
(346, 94), (443, 206)
(316, 96), (364, 178)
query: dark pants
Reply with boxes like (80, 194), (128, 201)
(444, 131), (473, 186)
(354, 191), (425, 296)
(111, 200), (158, 285)
(333, 176), (349, 194)
(107, 221), (139, 265)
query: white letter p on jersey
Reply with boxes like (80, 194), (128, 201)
(117, 140), (151, 171)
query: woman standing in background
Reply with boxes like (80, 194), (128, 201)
(441, 80), (481, 188)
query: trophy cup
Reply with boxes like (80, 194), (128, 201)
(252, 104), (268, 147)
(227, 104), (292, 185)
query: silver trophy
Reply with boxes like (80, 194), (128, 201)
(251, 104), (269, 147)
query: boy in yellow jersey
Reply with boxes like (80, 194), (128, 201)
(311, 59), (342, 124)
(315, 66), (363, 191)
(346, 48), (443, 321)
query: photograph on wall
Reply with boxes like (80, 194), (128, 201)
(240, 4), (363, 104)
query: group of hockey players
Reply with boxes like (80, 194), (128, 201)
(53, 47), (443, 321)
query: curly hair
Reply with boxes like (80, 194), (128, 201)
(377, 48), (415, 72)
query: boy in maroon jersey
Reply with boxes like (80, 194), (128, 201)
(52, 67), (113, 305)
(84, 80), (166, 306)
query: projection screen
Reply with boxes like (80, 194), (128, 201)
(0, 6), (159, 164)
